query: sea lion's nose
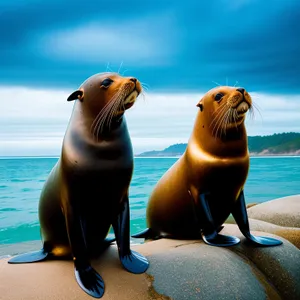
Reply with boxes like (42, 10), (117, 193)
(236, 88), (245, 95)
(130, 78), (137, 83)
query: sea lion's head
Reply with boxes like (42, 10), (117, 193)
(196, 86), (252, 137)
(67, 72), (142, 135)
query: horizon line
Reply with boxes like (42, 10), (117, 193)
(0, 155), (300, 160)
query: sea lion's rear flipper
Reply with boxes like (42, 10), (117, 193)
(231, 190), (283, 247)
(64, 204), (105, 298)
(8, 249), (49, 264)
(197, 193), (240, 247)
(113, 195), (149, 274)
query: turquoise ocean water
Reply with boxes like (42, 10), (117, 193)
(0, 156), (299, 245)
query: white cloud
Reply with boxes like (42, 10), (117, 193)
(0, 85), (299, 156)
(35, 15), (178, 66)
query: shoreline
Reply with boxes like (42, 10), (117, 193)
(1, 155), (300, 159)
(135, 155), (300, 158)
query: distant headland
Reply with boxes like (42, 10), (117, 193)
(137, 132), (300, 157)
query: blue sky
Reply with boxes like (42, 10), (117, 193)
(0, 0), (300, 155)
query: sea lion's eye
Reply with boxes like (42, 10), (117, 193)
(101, 78), (114, 88)
(214, 93), (224, 101)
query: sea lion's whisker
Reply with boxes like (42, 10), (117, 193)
(106, 62), (114, 73)
(215, 109), (228, 139)
(93, 95), (117, 131)
(212, 81), (221, 87)
(121, 69), (129, 76)
(251, 102), (262, 121)
(249, 104), (259, 121)
(223, 108), (232, 137)
(210, 102), (229, 130)
(211, 106), (228, 137)
(234, 81), (239, 87)
(221, 109), (232, 138)
(107, 86), (131, 129)
(91, 98), (115, 132)
(92, 87), (121, 127)
(248, 106), (255, 121)
(223, 109), (231, 137)
(233, 109), (239, 130)
(224, 109), (233, 133)
(250, 99), (261, 109)
(214, 107), (230, 139)
(91, 102), (112, 138)
(93, 92), (122, 139)
(219, 111), (226, 138)
(118, 61), (124, 74)
(91, 110), (103, 134)
(91, 100), (112, 130)
(141, 84), (149, 91)
(107, 91), (125, 129)
(101, 92), (123, 133)
(140, 82), (150, 89)
(141, 91), (147, 102)
(94, 107), (112, 140)
(211, 106), (228, 128)
(222, 108), (233, 136)
(97, 107), (114, 137)
(210, 102), (228, 126)
(211, 100), (228, 117)
(106, 92), (122, 123)
(211, 105), (230, 139)
(104, 99), (119, 132)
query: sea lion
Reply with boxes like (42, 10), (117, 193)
(8, 72), (149, 298)
(133, 86), (282, 248)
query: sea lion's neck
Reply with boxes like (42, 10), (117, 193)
(190, 113), (248, 158)
(67, 101), (126, 144)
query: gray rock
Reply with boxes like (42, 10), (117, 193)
(0, 226), (299, 300)
(148, 242), (278, 300)
(247, 194), (300, 228)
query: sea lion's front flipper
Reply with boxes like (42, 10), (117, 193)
(197, 193), (240, 246)
(232, 190), (282, 247)
(113, 195), (149, 274)
(74, 264), (104, 299)
(8, 249), (49, 264)
(64, 204), (105, 298)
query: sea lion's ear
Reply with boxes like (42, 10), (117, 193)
(196, 102), (203, 111)
(67, 90), (84, 102)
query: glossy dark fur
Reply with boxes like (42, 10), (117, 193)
(8, 73), (149, 298)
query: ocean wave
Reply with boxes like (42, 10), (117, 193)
(11, 179), (29, 183)
(0, 223), (40, 245)
(0, 208), (21, 212)
(21, 188), (35, 192)
(1, 156), (300, 247)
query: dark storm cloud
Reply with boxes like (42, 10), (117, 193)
(0, 0), (299, 94)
